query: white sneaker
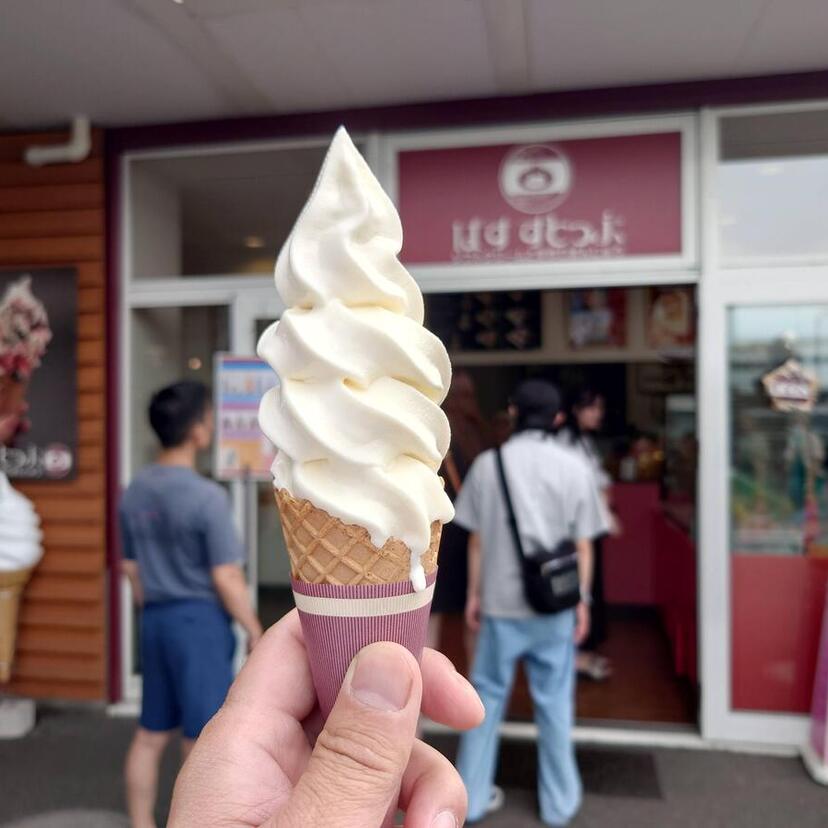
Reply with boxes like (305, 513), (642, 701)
(487, 785), (505, 815)
(468, 786), (505, 824)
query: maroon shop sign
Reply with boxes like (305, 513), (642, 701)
(397, 132), (683, 265)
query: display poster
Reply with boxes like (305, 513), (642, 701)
(214, 355), (277, 481)
(427, 291), (541, 351)
(398, 131), (683, 264)
(567, 288), (627, 350)
(0, 268), (77, 480)
(647, 286), (695, 348)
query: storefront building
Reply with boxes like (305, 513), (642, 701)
(5, 73), (828, 751)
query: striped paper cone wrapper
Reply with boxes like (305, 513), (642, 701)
(276, 488), (441, 719)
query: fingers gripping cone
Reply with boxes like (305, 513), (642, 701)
(276, 489), (441, 718)
(0, 567), (34, 683)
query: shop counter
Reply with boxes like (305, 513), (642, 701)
(604, 482), (661, 605)
(654, 504), (697, 683)
(604, 483), (697, 682)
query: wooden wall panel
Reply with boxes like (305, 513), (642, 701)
(3, 127), (107, 701)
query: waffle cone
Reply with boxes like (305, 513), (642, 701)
(0, 567), (34, 683)
(276, 488), (440, 585)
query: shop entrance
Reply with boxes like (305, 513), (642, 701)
(118, 137), (698, 728)
(426, 284), (699, 728)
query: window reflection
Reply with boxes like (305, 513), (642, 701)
(730, 305), (828, 555)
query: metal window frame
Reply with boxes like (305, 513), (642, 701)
(698, 99), (828, 747)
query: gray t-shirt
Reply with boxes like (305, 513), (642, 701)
(119, 465), (244, 605)
(453, 430), (605, 619)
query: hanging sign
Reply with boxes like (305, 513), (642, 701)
(761, 359), (818, 413)
(397, 131), (683, 265)
(214, 355), (277, 481)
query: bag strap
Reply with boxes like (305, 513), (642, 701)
(495, 446), (527, 568)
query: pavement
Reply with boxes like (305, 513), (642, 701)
(0, 707), (826, 827)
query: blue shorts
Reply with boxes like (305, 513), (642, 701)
(140, 599), (235, 739)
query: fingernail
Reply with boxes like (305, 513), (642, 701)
(431, 811), (458, 828)
(350, 645), (413, 712)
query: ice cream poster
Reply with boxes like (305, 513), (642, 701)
(214, 355), (277, 480)
(647, 286), (695, 348)
(0, 268), (77, 480)
(567, 288), (627, 350)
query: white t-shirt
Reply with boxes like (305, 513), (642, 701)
(453, 430), (605, 619)
(556, 428), (613, 535)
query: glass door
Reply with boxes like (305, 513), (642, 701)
(699, 267), (828, 745)
(728, 304), (828, 716)
(233, 290), (291, 630)
(123, 300), (232, 698)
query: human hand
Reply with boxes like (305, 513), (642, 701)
(464, 593), (481, 633)
(575, 601), (591, 645)
(169, 609), (484, 827)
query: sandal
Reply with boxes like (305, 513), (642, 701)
(578, 654), (612, 681)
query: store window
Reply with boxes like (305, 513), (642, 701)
(729, 304), (828, 713)
(128, 144), (329, 279)
(719, 108), (828, 263)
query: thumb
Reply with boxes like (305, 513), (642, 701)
(275, 642), (422, 828)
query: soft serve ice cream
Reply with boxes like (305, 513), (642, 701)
(257, 127), (453, 591)
(0, 472), (43, 683)
(0, 473), (43, 573)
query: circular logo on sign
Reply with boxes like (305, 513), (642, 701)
(498, 144), (573, 214)
(43, 443), (73, 478)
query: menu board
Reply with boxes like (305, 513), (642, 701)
(426, 291), (541, 352)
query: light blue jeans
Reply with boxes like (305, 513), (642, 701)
(456, 613), (581, 827)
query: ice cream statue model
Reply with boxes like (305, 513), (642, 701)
(257, 127), (453, 717)
(0, 277), (49, 683)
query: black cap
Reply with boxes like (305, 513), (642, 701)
(512, 379), (561, 431)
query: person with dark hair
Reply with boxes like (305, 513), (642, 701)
(557, 388), (618, 682)
(120, 380), (262, 828)
(453, 379), (604, 826)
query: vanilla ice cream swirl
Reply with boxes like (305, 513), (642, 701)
(258, 127), (453, 590)
(0, 473), (43, 572)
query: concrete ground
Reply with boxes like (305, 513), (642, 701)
(0, 707), (825, 827)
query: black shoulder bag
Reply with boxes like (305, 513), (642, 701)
(495, 447), (581, 614)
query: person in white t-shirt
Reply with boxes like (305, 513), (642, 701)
(453, 379), (604, 827)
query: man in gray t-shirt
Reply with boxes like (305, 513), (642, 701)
(120, 465), (243, 604)
(120, 381), (262, 828)
(453, 380), (603, 827)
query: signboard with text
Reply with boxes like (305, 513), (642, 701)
(214, 355), (277, 481)
(397, 132), (683, 265)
